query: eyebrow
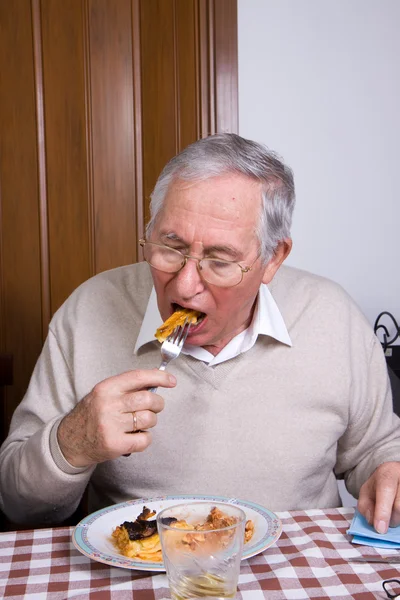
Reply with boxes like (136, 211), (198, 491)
(160, 232), (242, 259)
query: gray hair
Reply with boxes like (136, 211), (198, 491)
(146, 133), (295, 263)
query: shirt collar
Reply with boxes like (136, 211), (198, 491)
(134, 287), (163, 353)
(134, 284), (292, 359)
(254, 282), (292, 345)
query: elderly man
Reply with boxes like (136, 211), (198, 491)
(1, 133), (399, 535)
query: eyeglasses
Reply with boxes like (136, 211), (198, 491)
(139, 239), (259, 288)
(383, 579), (400, 599)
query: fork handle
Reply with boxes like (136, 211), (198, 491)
(148, 361), (169, 392)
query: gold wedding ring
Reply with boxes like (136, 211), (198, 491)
(132, 411), (138, 433)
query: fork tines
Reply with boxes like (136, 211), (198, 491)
(167, 317), (191, 347)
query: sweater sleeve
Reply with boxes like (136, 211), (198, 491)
(0, 329), (94, 526)
(336, 336), (400, 497)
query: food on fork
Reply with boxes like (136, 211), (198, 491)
(112, 505), (254, 562)
(155, 307), (202, 342)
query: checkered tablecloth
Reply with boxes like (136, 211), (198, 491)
(1, 507), (399, 599)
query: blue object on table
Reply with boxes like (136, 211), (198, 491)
(347, 510), (400, 548)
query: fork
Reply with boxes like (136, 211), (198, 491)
(148, 317), (192, 393)
(123, 318), (191, 456)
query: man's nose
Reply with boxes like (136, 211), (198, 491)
(174, 257), (205, 299)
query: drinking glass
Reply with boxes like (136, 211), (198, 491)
(157, 501), (246, 600)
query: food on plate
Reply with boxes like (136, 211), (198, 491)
(166, 506), (253, 554)
(112, 506), (163, 561)
(155, 308), (202, 342)
(112, 505), (254, 562)
(244, 518), (255, 543)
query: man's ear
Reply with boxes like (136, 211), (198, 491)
(261, 239), (292, 284)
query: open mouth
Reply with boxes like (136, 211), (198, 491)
(155, 305), (207, 343)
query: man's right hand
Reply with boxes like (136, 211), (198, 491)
(57, 369), (176, 468)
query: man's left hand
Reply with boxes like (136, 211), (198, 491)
(357, 461), (400, 534)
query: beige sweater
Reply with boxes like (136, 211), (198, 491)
(1, 263), (399, 526)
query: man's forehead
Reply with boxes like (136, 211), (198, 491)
(162, 176), (262, 220)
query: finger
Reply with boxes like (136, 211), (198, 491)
(124, 410), (158, 433)
(134, 409), (158, 431)
(357, 488), (375, 526)
(389, 496), (400, 528)
(94, 369), (177, 396)
(120, 410), (143, 433)
(122, 390), (165, 414)
(124, 430), (152, 454)
(373, 472), (399, 534)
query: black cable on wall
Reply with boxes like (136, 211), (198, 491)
(374, 312), (399, 351)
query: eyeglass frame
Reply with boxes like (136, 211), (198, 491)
(139, 238), (260, 288)
(383, 579), (400, 599)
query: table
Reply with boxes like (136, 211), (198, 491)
(1, 507), (399, 599)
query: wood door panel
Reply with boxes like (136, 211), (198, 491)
(0, 0), (43, 424)
(214, 0), (238, 134)
(0, 0), (238, 430)
(88, 0), (137, 272)
(175, 0), (200, 150)
(140, 0), (178, 225)
(41, 0), (92, 313)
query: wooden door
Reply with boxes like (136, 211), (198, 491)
(0, 0), (238, 430)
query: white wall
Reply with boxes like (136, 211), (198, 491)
(238, 0), (400, 336)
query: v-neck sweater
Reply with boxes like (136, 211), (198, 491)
(0, 262), (399, 526)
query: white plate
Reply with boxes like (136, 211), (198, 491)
(72, 494), (282, 571)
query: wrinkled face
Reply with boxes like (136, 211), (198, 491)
(149, 174), (285, 355)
